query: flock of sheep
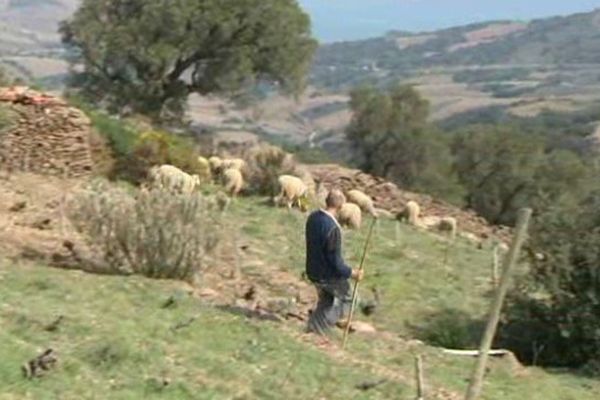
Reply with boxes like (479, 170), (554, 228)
(145, 154), (458, 239)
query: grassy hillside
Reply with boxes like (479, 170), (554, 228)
(2, 193), (600, 399)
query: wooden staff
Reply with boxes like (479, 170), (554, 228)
(342, 217), (377, 350)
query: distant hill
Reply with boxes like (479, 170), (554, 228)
(309, 9), (600, 140)
(312, 9), (600, 88)
(0, 0), (76, 53)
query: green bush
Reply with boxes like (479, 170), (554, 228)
(120, 130), (208, 184)
(413, 309), (483, 349)
(68, 180), (222, 281)
(71, 99), (209, 184)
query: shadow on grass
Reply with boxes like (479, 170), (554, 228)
(215, 304), (283, 323)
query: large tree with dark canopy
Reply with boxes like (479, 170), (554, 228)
(346, 84), (463, 203)
(61, 0), (317, 119)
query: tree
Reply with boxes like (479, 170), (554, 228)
(346, 84), (462, 202)
(499, 187), (600, 372)
(61, 0), (317, 119)
(452, 125), (545, 225)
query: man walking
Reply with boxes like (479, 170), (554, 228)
(305, 189), (363, 335)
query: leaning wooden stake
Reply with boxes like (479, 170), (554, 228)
(415, 355), (425, 400)
(491, 244), (500, 288)
(342, 217), (377, 350)
(465, 208), (532, 400)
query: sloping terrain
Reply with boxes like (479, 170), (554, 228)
(2, 175), (600, 399)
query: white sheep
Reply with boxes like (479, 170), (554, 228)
(223, 167), (244, 197)
(197, 156), (211, 179)
(339, 202), (362, 230)
(208, 156), (223, 174)
(274, 175), (308, 210)
(221, 158), (246, 171)
(438, 216), (458, 239)
(398, 200), (421, 226)
(347, 189), (376, 217)
(148, 165), (200, 194)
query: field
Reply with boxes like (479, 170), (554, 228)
(1, 191), (599, 400)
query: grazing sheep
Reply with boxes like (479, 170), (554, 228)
(149, 165), (200, 194)
(197, 156), (211, 179)
(198, 156), (210, 169)
(339, 202), (362, 230)
(275, 175), (308, 210)
(398, 200), (421, 226)
(223, 168), (244, 197)
(347, 189), (377, 216)
(438, 216), (458, 239)
(208, 156), (223, 175)
(460, 231), (483, 247)
(221, 158), (246, 171)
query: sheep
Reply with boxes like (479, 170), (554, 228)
(148, 165), (200, 194)
(275, 175), (308, 210)
(180, 174), (201, 195)
(397, 200), (421, 226)
(347, 189), (377, 217)
(208, 156), (223, 175)
(438, 216), (458, 239)
(197, 156), (211, 179)
(198, 156), (210, 169)
(223, 167), (244, 197)
(338, 202), (362, 230)
(221, 158), (246, 171)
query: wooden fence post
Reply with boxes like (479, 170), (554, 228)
(491, 244), (500, 288)
(465, 208), (532, 400)
(415, 355), (425, 400)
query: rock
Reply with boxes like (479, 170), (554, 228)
(351, 321), (377, 334)
(198, 288), (219, 298)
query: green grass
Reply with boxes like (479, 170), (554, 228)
(1, 195), (600, 399)
(0, 263), (408, 400)
(226, 197), (495, 340)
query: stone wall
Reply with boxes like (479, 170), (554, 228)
(0, 87), (94, 177)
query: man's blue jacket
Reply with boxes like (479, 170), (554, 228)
(305, 210), (352, 282)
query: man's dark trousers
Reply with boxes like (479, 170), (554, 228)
(307, 279), (352, 335)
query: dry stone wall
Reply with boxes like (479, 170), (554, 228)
(0, 87), (94, 177)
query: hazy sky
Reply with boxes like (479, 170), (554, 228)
(299, 0), (600, 42)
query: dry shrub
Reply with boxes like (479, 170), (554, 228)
(243, 144), (297, 196)
(68, 180), (221, 281)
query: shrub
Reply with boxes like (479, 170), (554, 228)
(413, 309), (484, 349)
(68, 180), (221, 281)
(243, 144), (297, 196)
(119, 130), (209, 184)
